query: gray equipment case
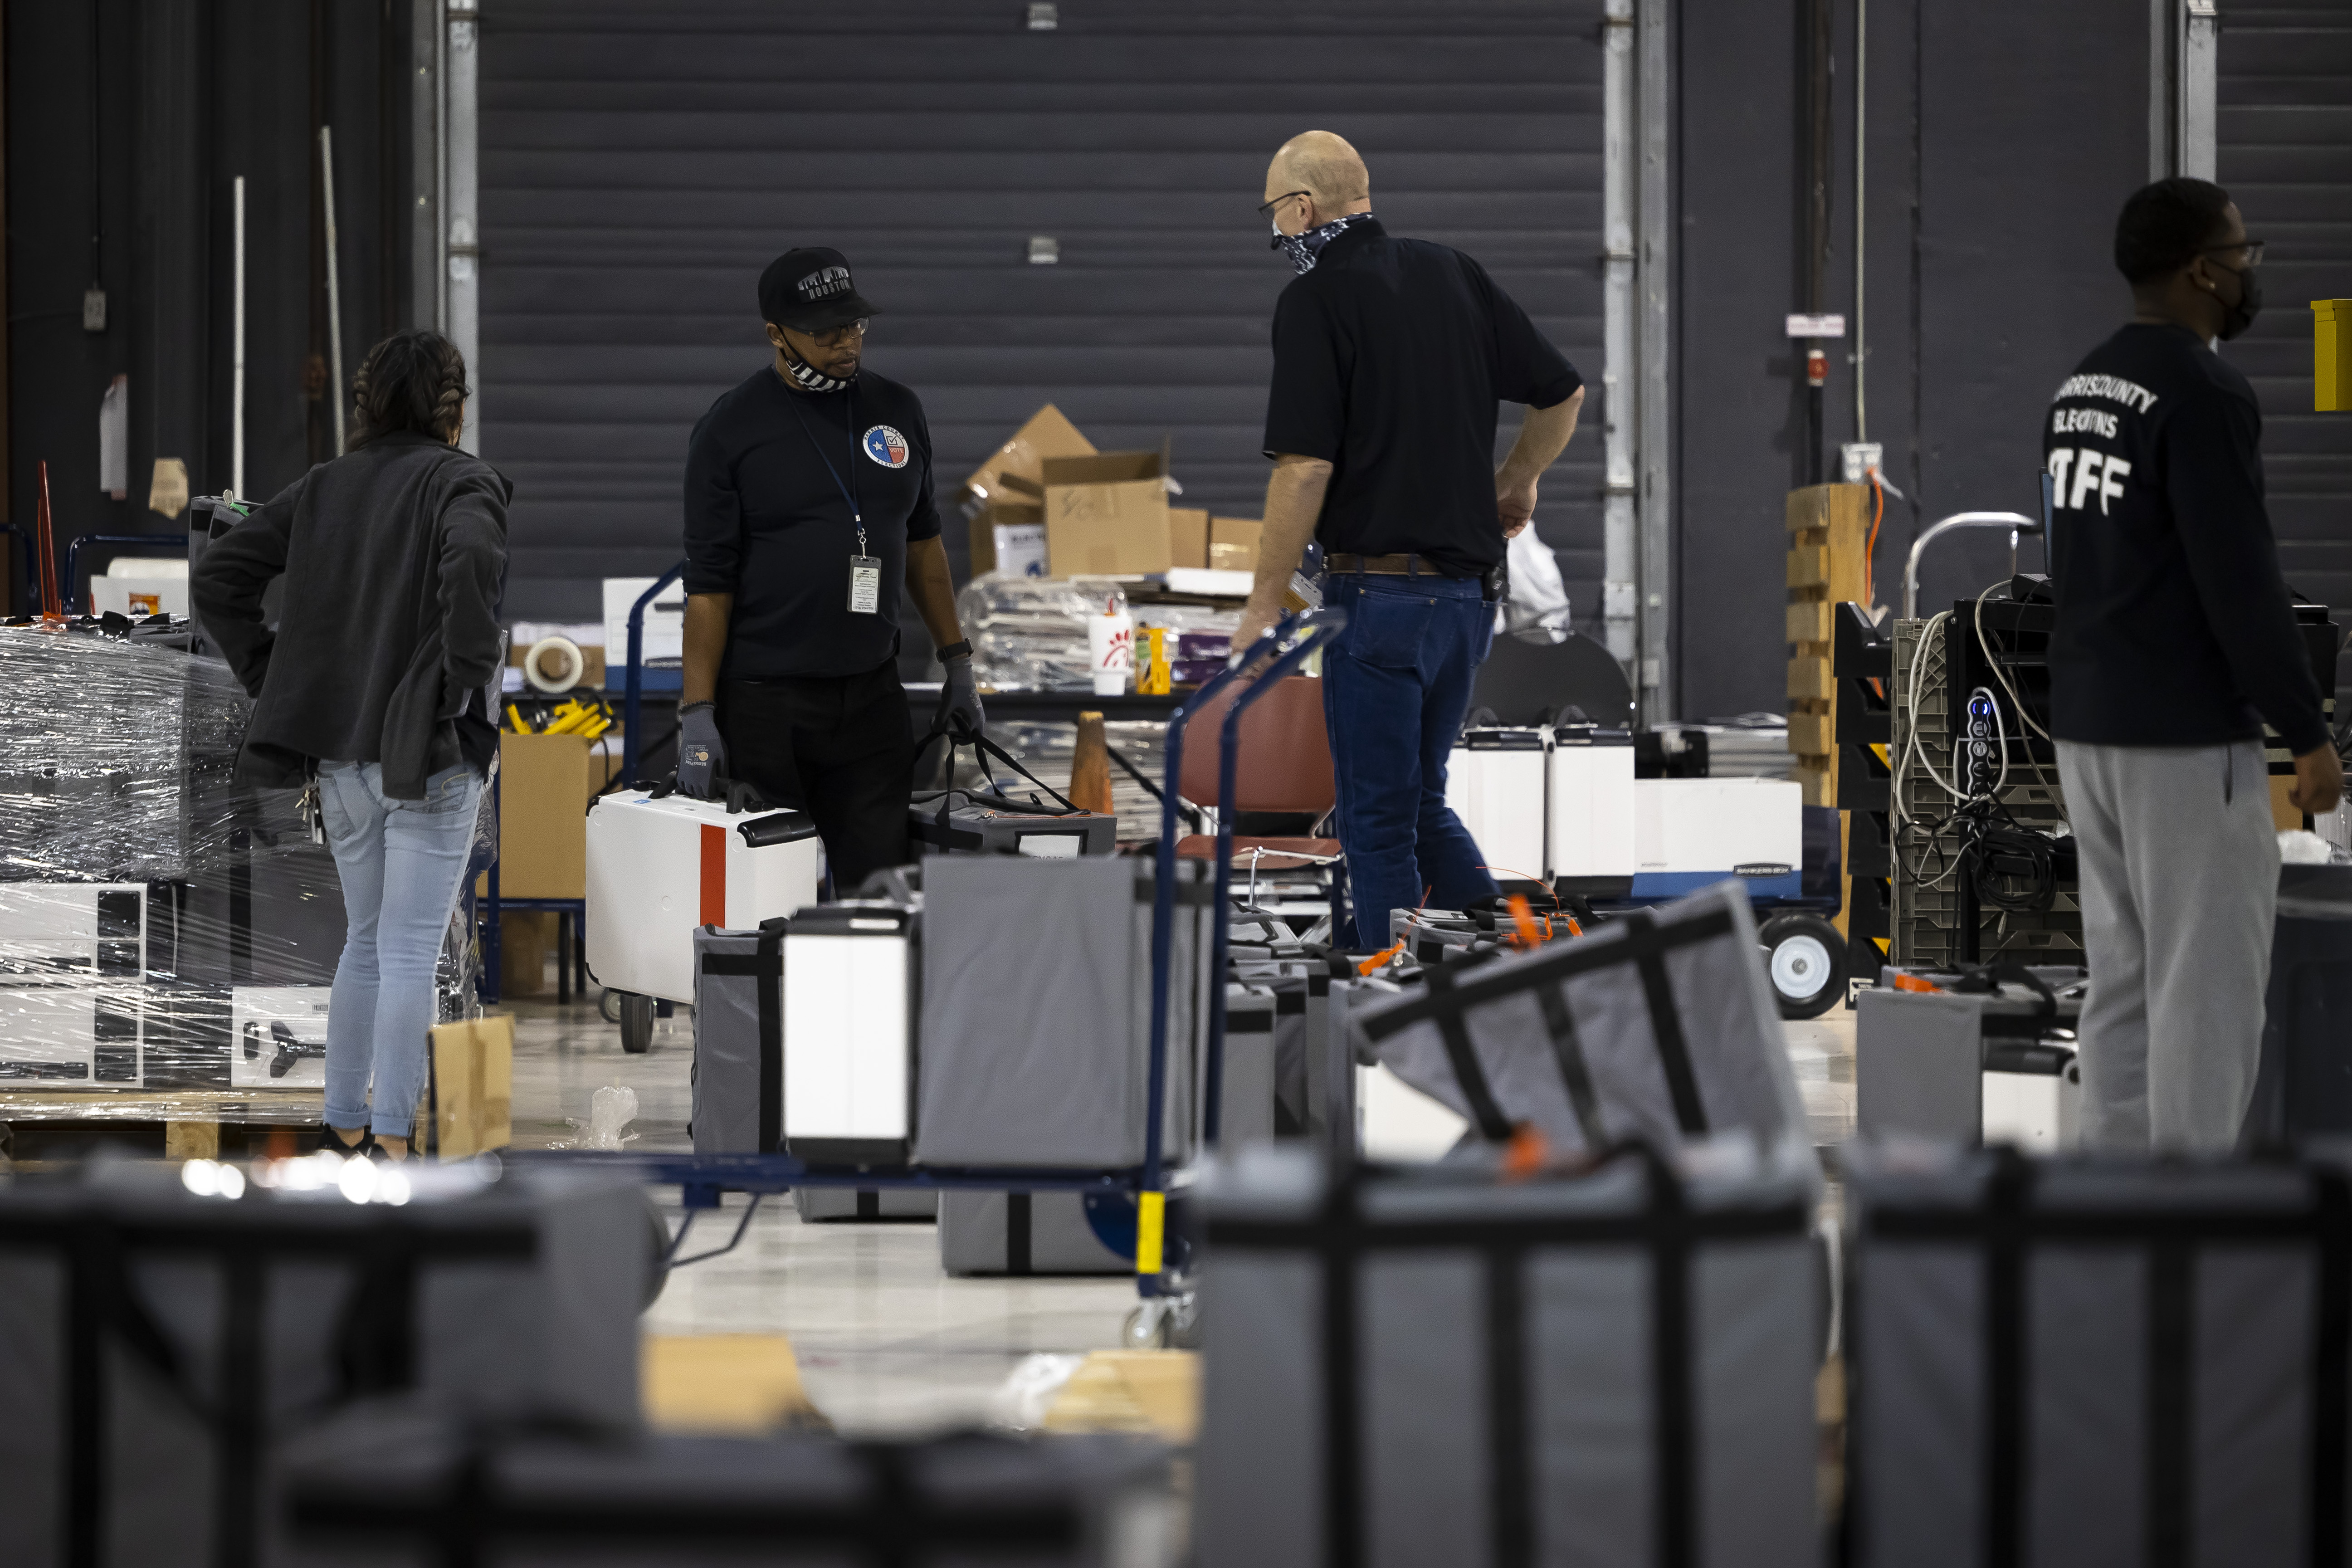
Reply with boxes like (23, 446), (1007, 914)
(939, 1191), (1129, 1276)
(1349, 883), (1812, 1165)
(0, 1164), (650, 1568)
(1854, 967), (2084, 1145)
(690, 921), (785, 1154)
(1195, 1142), (1820, 1568)
(794, 1187), (937, 1221)
(914, 855), (1210, 1168)
(282, 1397), (1173, 1567)
(1844, 1146), (2352, 1568)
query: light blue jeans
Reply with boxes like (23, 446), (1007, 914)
(318, 760), (483, 1138)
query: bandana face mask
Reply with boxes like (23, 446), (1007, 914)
(1269, 211), (1376, 275)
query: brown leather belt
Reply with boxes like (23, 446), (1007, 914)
(1323, 552), (1447, 576)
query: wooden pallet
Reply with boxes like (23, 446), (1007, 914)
(0, 1088), (322, 1159)
(1787, 484), (1874, 940)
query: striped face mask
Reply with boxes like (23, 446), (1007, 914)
(780, 349), (849, 394)
(1270, 211), (1376, 275)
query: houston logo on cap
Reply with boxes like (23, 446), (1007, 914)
(800, 265), (852, 300)
(863, 425), (909, 469)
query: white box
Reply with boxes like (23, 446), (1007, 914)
(1982, 1050), (2081, 1153)
(601, 576), (687, 666)
(0, 883), (146, 984)
(0, 987), (142, 1082)
(1355, 1061), (1470, 1162)
(783, 905), (914, 1165)
(585, 791), (825, 1005)
(1445, 728), (1548, 884)
(1630, 777), (1803, 900)
(1546, 732), (1637, 888)
(231, 985), (332, 1088)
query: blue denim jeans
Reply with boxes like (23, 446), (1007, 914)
(317, 760), (483, 1138)
(1321, 572), (1498, 948)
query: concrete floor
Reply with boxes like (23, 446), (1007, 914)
(502, 984), (1859, 1436)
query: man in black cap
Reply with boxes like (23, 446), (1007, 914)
(677, 247), (983, 889)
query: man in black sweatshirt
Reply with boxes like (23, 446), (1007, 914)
(2047, 176), (2343, 1153)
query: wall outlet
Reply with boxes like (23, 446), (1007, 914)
(82, 288), (107, 333)
(1841, 441), (1883, 483)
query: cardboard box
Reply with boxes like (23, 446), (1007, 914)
(1168, 508), (1210, 570)
(1209, 517), (1263, 573)
(501, 909), (559, 996)
(1043, 452), (1173, 577)
(967, 500), (1048, 579)
(961, 404), (1097, 507)
(423, 1013), (513, 1158)
(495, 732), (619, 899)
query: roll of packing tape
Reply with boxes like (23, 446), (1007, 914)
(524, 635), (586, 694)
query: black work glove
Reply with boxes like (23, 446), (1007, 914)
(677, 702), (726, 799)
(938, 656), (986, 742)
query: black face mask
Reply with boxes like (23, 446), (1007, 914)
(2213, 259), (2263, 341)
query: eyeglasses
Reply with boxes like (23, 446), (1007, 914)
(2203, 239), (2266, 267)
(807, 319), (869, 348)
(1257, 191), (1310, 222)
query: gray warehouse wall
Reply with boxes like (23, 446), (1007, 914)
(1669, 0), (2160, 723)
(476, 0), (1607, 630)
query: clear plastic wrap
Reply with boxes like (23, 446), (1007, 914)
(0, 619), (488, 1123)
(957, 576), (1132, 692)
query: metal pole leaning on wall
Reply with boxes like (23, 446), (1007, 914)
(321, 127), (347, 455)
(447, 0), (481, 454)
(232, 176), (246, 498)
(1600, 0), (1639, 675)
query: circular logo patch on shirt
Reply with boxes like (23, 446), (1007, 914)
(862, 425), (910, 469)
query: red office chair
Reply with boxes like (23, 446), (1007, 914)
(1173, 675), (1343, 870)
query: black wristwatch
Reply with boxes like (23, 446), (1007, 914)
(937, 640), (973, 663)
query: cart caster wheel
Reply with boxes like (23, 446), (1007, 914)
(617, 992), (655, 1054)
(599, 988), (623, 1025)
(1122, 1304), (1172, 1350)
(1760, 912), (1846, 1021)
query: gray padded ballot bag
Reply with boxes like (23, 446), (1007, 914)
(690, 922), (784, 1155)
(938, 1191), (1130, 1277)
(1845, 1146), (2352, 1568)
(915, 855), (1211, 1169)
(0, 1164), (651, 1568)
(1348, 882), (1811, 1167)
(1195, 1142), (1821, 1568)
(283, 1397), (1173, 1568)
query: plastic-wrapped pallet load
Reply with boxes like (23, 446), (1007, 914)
(1844, 1146), (2352, 1568)
(914, 855), (1211, 1169)
(0, 1158), (653, 1568)
(0, 620), (490, 1122)
(282, 1397), (1176, 1567)
(1195, 1141), (1821, 1568)
(1350, 883), (1814, 1167)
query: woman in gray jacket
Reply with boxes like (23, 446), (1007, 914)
(192, 331), (508, 1160)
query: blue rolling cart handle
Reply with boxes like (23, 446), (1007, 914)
(1143, 607), (1349, 1195)
(622, 560), (688, 786)
(65, 533), (185, 616)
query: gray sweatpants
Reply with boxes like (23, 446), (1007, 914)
(2055, 739), (2279, 1153)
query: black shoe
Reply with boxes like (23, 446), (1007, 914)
(320, 1126), (372, 1158)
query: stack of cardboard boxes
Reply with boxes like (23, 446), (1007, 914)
(961, 405), (1259, 581)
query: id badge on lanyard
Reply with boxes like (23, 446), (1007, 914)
(786, 384), (884, 615)
(849, 528), (881, 615)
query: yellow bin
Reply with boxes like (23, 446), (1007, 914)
(2318, 299), (2349, 412)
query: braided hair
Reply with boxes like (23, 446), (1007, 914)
(349, 330), (471, 449)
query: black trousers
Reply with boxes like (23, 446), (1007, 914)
(717, 661), (914, 894)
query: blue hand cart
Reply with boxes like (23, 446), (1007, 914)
(516, 606), (1349, 1344)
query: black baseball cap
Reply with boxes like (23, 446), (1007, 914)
(759, 247), (883, 332)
